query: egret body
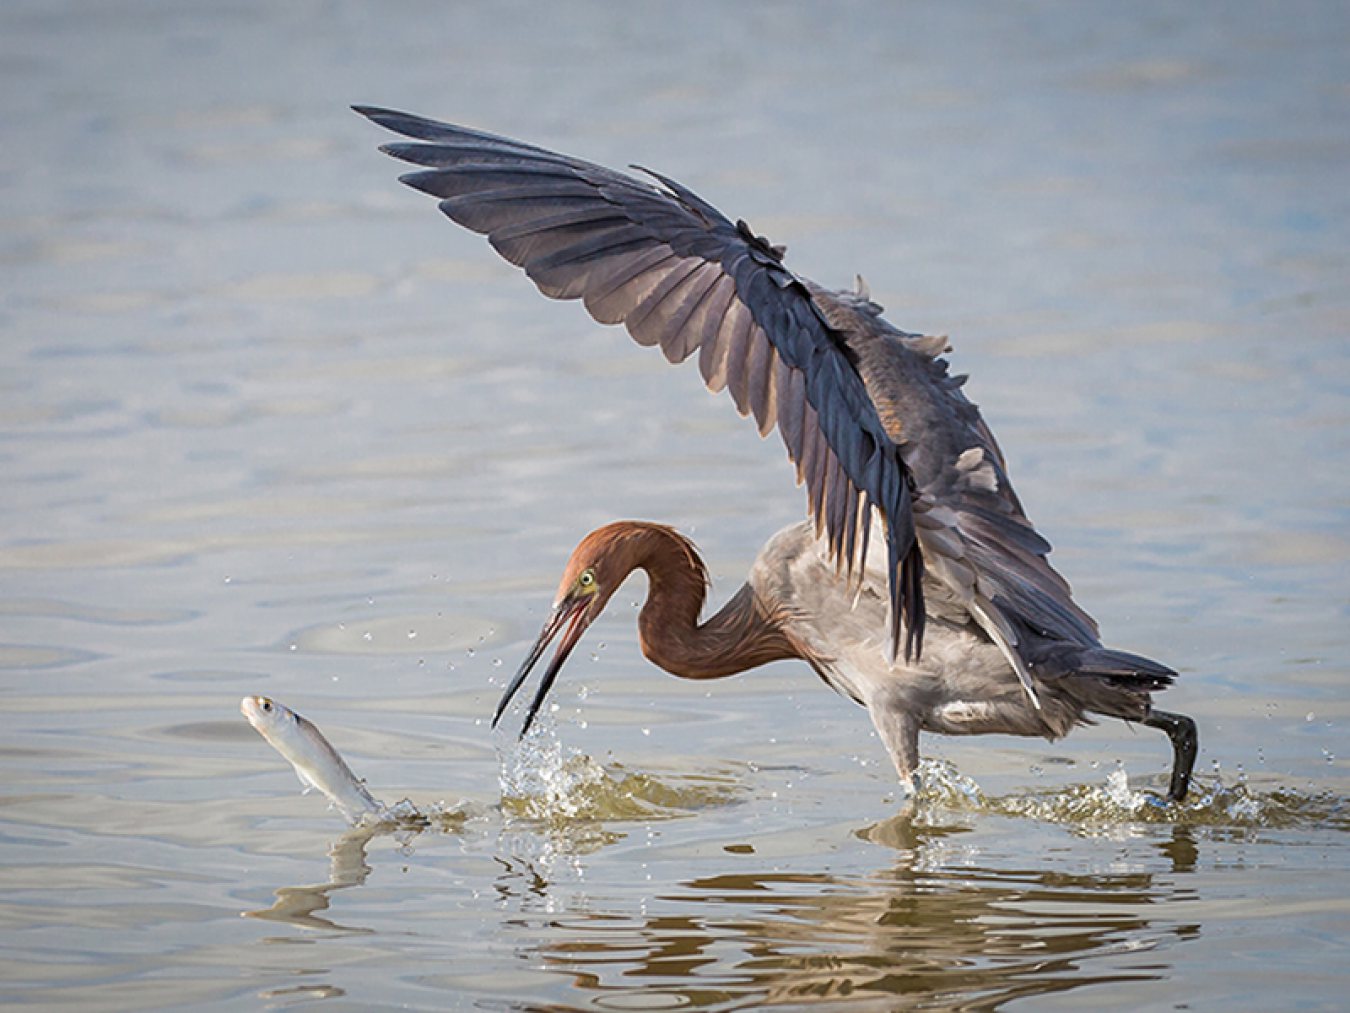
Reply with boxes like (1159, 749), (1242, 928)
(358, 107), (1198, 801)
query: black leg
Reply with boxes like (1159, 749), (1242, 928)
(1144, 709), (1198, 802)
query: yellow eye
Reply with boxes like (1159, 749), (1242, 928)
(577, 568), (597, 592)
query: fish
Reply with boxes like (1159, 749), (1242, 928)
(240, 695), (383, 825)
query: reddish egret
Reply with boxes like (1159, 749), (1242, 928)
(357, 107), (1197, 801)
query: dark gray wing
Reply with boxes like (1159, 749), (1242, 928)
(836, 305), (1100, 702)
(354, 106), (924, 659)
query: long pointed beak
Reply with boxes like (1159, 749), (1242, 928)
(493, 596), (591, 738)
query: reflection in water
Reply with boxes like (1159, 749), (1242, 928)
(497, 814), (1200, 1010)
(244, 824), (381, 933)
(244, 811), (460, 933)
(258, 984), (347, 1003)
(482, 756), (1350, 1008)
(240, 757), (1347, 1007)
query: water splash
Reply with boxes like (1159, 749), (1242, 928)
(344, 796), (482, 835)
(990, 766), (1172, 825)
(909, 759), (1349, 832)
(911, 758), (987, 809)
(497, 719), (740, 822)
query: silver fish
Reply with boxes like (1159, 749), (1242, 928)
(241, 695), (383, 824)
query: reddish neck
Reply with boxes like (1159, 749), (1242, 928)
(612, 524), (800, 680)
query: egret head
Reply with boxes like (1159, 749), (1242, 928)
(492, 524), (645, 736)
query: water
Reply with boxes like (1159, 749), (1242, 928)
(2, 0), (1348, 1007)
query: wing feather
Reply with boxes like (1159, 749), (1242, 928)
(675, 275), (738, 367)
(583, 248), (681, 323)
(526, 222), (653, 274)
(744, 332), (778, 436)
(719, 308), (758, 418)
(624, 259), (708, 348)
(654, 265), (726, 364)
(695, 288), (739, 393)
(776, 358), (805, 460)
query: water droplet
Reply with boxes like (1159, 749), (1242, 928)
(408, 629), (417, 640)
(466, 647), (476, 657)
(337, 622), (346, 631)
(417, 658), (425, 667)
(641, 727), (650, 736)
(363, 631), (373, 642)
(598, 642), (606, 651)
(288, 643), (297, 652)
(222, 575), (232, 584)
(1306, 712), (1315, 722)
(492, 657), (503, 667)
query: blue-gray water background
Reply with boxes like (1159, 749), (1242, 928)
(2, 1), (1348, 1008)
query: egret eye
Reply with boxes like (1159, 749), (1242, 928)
(261, 699), (273, 712)
(578, 568), (596, 591)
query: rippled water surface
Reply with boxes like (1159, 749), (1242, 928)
(3, 1), (1348, 1008)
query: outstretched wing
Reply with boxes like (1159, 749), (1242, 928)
(355, 106), (925, 659)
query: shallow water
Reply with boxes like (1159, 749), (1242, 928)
(2, 1), (1348, 1008)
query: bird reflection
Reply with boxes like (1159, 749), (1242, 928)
(1154, 823), (1199, 873)
(493, 811), (1200, 1008)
